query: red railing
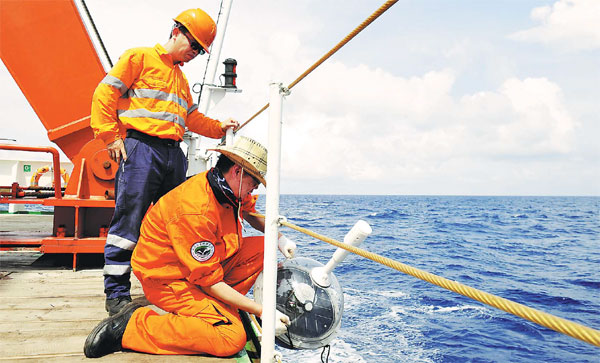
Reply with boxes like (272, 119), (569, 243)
(0, 144), (62, 199)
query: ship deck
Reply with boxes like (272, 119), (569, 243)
(0, 214), (255, 362)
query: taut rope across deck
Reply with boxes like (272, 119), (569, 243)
(236, 0), (399, 132)
(250, 212), (600, 347)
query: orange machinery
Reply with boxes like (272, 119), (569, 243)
(0, 0), (117, 268)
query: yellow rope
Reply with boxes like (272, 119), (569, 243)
(251, 212), (600, 347)
(236, 0), (400, 132)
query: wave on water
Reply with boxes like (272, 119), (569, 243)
(10, 195), (599, 362)
(273, 195), (599, 363)
(569, 279), (600, 289)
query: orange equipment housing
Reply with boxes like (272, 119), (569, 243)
(0, 0), (118, 269)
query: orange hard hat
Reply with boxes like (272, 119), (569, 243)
(174, 8), (216, 54)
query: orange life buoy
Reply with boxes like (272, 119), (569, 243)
(30, 166), (70, 187)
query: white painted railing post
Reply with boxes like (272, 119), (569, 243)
(225, 128), (234, 146)
(262, 81), (288, 362)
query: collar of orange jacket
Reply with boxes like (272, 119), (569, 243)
(154, 43), (179, 66)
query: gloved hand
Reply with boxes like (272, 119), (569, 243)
(278, 235), (297, 258)
(275, 310), (291, 336)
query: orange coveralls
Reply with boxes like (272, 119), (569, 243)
(121, 171), (263, 356)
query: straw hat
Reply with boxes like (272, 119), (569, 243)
(210, 136), (268, 186)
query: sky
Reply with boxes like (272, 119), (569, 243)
(1, 0), (599, 196)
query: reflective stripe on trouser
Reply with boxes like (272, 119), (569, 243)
(122, 236), (264, 356)
(104, 136), (187, 299)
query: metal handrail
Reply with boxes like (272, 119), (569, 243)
(0, 144), (62, 199)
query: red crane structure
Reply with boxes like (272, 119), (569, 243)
(1, 0), (118, 268)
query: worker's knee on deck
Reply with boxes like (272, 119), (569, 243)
(209, 327), (247, 357)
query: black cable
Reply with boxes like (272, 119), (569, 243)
(80, 0), (113, 67)
(321, 344), (330, 363)
(196, 0), (225, 105)
(239, 311), (261, 358)
(284, 329), (295, 349)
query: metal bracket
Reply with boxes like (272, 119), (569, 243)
(279, 86), (291, 96)
(193, 82), (242, 94)
(276, 215), (288, 226)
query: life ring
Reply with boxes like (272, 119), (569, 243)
(30, 166), (70, 187)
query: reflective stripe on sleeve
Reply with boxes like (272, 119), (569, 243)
(188, 103), (198, 114)
(101, 75), (129, 95)
(106, 234), (136, 251)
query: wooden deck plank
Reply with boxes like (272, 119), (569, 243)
(0, 252), (245, 362)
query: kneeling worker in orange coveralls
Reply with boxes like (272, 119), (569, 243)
(84, 136), (297, 358)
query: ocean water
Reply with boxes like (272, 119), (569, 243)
(254, 195), (600, 363)
(3, 196), (598, 362)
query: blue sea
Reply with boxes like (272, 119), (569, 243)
(254, 195), (599, 363)
(3, 195), (598, 362)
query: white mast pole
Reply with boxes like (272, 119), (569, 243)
(262, 82), (287, 362)
(198, 0), (234, 115)
(187, 0), (235, 175)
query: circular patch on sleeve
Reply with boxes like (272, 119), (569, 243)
(191, 241), (215, 262)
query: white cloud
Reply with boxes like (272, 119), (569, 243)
(276, 61), (577, 189)
(278, 64), (457, 182)
(510, 0), (600, 51)
(1, 0), (595, 195)
(496, 77), (576, 153)
(456, 77), (576, 157)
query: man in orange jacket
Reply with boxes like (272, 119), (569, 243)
(90, 8), (240, 316)
(84, 136), (297, 358)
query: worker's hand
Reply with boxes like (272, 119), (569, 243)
(278, 235), (297, 259)
(275, 310), (291, 336)
(107, 138), (127, 164)
(220, 118), (239, 130)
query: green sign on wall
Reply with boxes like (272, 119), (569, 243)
(24, 165), (31, 172)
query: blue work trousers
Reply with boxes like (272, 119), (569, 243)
(103, 136), (186, 299)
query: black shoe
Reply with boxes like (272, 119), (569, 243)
(105, 295), (132, 316)
(84, 302), (142, 358)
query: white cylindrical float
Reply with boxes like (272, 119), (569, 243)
(311, 220), (372, 287)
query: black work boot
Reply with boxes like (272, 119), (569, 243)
(84, 302), (142, 358)
(105, 295), (132, 316)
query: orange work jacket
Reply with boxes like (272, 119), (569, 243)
(90, 44), (225, 144)
(131, 171), (258, 287)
